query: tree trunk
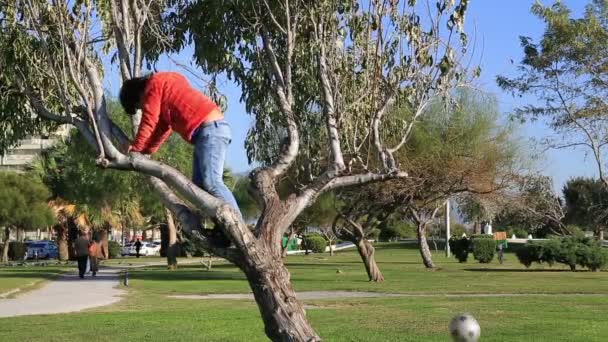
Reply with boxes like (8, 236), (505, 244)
(355, 238), (384, 282)
(329, 241), (335, 256)
(417, 224), (436, 269)
(243, 253), (320, 342)
(55, 224), (69, 261)
(598, 228), (604, 241)
(1, 227), (10, 263)
(99, 228), (109, 259)
(165, 208), (178, 269)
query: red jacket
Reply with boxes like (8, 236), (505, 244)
(130, 72), (220, 154)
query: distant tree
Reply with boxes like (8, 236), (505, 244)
(498, 1), (608, 188)
(563, 177), (607, 240)
(0, 172), (55, 263)
(495, 175), (570, 237)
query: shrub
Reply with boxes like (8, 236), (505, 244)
(578, 245), (608, 272)
(515, 236), (608, 271)
(303, 236), (327, 253)
(449, 237), (471, 263)
(565, 225), (586, 238)
(538, 239), (561, 266)
(472, 236), (496, 263)
(8, 241), (27, 261)
(515, 242), (541, 268)
(108, 241), (121, 259)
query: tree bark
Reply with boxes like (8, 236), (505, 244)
(55, 224), (69, 261)
(242, 253), (320, 342)
(165, 208), (178, 269)
(355, 238), (384, 282)
(1, 227), (10, 263)
(417, 224), (436, 269)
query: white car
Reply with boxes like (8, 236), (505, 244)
(121, 243), (134, 256)
(127, 242), (158, 256)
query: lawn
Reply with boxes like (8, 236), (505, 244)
(0, 243), (606, 341)
(0, 265), (69, 296)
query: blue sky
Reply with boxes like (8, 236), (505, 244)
(104, 0), (598, 192)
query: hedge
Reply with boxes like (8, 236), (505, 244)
(515, 237), (607, 271)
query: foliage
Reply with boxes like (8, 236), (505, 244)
(472, 236), (496, 263)
(449, 237), (471, 263)
(563, 177), (608, 234)
(494, 175), (568, 237)
(498, 1), (608, 188)
(232, 177), (260, 221)
(108, 241), (121, 259)
(302, 235), (326, 254)
(450, 223), (467, 238)
(378, 221), (414, 242)
(0, 172), (55, 231)
(515, 237), (607, 271)
(8, 242), (27, 261)
(171, 0), (472, 178)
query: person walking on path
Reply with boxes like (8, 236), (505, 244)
(88, 239), (100, 276)
(134, 239), (142, 258)
(74, 231), (90, 279)
(119, 72), (242, 247)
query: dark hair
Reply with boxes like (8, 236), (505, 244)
(119, 76), (150, 115)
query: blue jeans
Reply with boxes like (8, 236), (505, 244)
(192, 120), (242, 218)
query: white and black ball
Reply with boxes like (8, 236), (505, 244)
(449, 313), (480, 342)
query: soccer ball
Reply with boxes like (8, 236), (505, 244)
(449, 313), (480, 342)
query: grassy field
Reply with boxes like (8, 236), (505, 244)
(0, 243), (606, 341)
(0, 265), (69, 296)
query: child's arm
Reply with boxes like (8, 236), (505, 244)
(141, 121), (172, 154)
(130, 83), (161, 153)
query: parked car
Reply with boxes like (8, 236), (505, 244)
(126, 242), (158, 256)
(25, 241), (58, 259)
(148, 242), (161, 256)
(121, 243), (134, 256)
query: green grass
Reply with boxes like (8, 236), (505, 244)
(101, 256), (205, 266)
(0, 265), (69, 296)
(1, 243), (607, 341)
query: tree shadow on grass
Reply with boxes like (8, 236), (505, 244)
(128, 270), (247, 282)
(464, 268), (578, 273)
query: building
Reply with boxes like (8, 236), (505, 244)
(0, 125), (71, 172)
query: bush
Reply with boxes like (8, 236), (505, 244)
(515, 236), (608, 271)
(449, 237), (471, 263)
(515, 242), (541, 268)
(303, 236), (327, 253)
(578, 245), (608, 272)
(108, 241), (121, 259)
(472, 236), (496, 263)
(8, 241), (27, 261)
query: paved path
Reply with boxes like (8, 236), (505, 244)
(0, 269), (124, 318)
(168, 291), (608, 300)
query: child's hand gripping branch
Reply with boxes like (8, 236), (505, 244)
(120, 72), (242, 247)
